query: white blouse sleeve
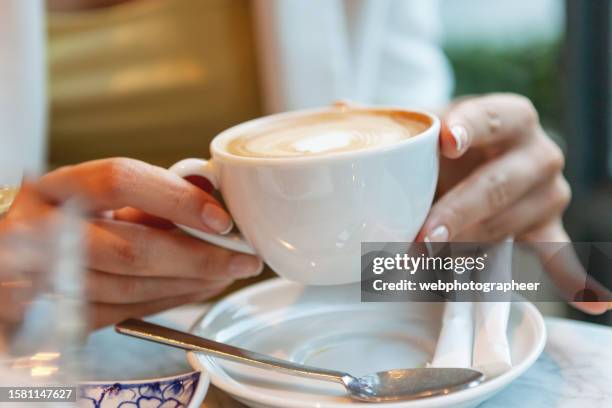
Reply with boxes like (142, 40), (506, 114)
(254, 0), (453, 113)
(372, 0), (454, 108)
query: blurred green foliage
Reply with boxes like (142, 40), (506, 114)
(444, 41), (563, 133)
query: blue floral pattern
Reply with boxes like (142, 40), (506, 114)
(79, 371), (200, 408)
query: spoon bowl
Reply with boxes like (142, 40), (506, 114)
(344, 368), (484, 402)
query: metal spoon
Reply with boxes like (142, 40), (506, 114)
(116, 318), (484, 403)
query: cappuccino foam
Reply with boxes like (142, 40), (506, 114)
(225, 110), (429, 158)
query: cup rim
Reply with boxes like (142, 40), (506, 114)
(210, 106), (440, 165)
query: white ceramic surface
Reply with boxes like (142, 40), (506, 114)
(188, 278), (546, 408)
(170, 106), (439, 285)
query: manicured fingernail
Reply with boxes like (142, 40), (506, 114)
(205, 280), (233, 291)
(228, 255), (264, 278)
(450, 125), (468, 153)
(202, 203), (233, 233)
(424, 225), (449, 243)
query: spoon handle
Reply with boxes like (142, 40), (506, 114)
(116, 318), (350, 385)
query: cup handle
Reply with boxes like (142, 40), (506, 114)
(169, 158), (256, 255)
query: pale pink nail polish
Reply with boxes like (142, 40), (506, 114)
(202, 203), (233, 233)
(425, 225), (449, 243)
(228, 255), (264, 278)
(450, 125), (468, 153)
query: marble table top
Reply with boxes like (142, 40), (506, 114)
(83, 305), (612, 408)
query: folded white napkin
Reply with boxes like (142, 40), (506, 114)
(472, 301), (511, 377)
(430, 302), (474, 368)
(429, 242), (513, 378)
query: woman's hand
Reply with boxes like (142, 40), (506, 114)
(418, 93), (611, 314)
(0, 158), (262, 330)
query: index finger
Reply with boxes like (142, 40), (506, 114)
(441, 93), (540, 158)
(36, 158), (232, 234)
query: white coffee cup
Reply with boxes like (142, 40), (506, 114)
(170, 106), (439, 285)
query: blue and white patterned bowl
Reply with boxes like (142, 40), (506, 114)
(79, 371), (207, 408)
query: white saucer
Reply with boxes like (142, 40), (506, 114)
(188, 278), (546, 408)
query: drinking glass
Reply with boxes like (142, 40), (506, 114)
(0, 202), (87, 407)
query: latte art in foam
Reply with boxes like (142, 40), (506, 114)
(226, 111), (430, 158)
